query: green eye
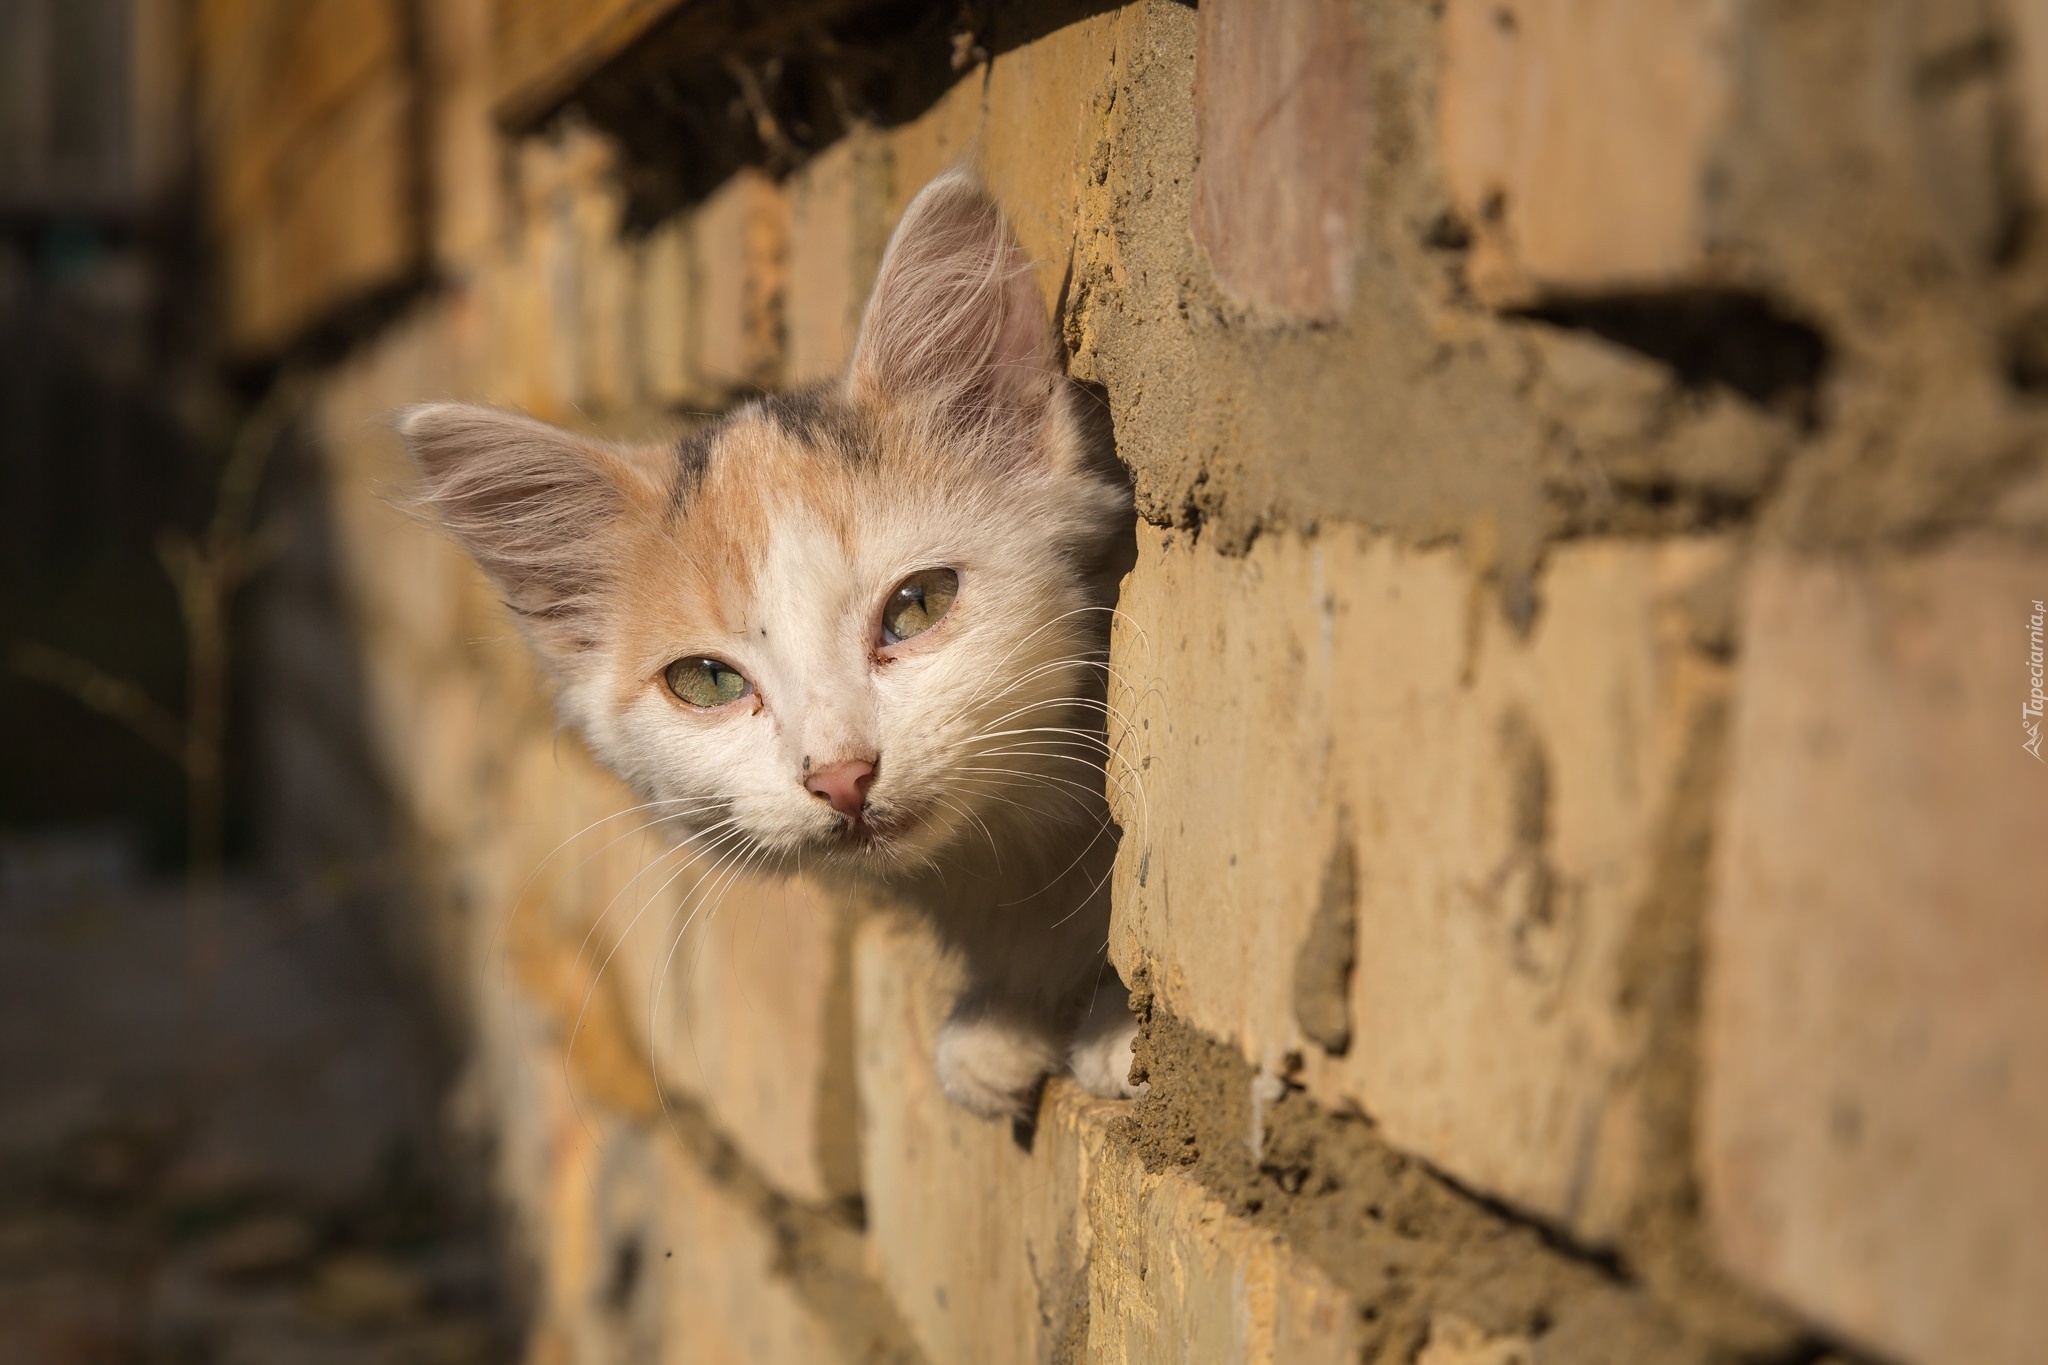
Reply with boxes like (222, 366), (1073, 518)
(664, 656), (750, 708)
(881, 568), (959, 645)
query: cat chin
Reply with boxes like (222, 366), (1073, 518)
(795, 823), (955, 879)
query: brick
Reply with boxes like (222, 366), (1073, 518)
(573, 178), (635, 415)
(785, 132), (887, 386)
(1703, 542), (2048, 1365)
(483, 138), (586, 419)
(1086, 1137), (1367, 1365)
(2012, 0), (2048, 202)
(1417, 1315), (1536, 1365)
(648, 1131), (855, 1363)
(421, 0), (498, 269)
(692, 168), (787, 394)
(885, 75), (985, 231)
(221, 71), (420, 352)
(982, 10), (1127, 311)
(312, 421), (470, 662)
(1190, 0), (1370, 321)
(197, 0), (404, 220)
(854, 913), (1114, 1365)
(1107, 524), (1732, 1243)
(502, 840), (664, 1125)
(1439, 0), (1734, 303)
(607, 869), (861, 1207)
(502, 1070), (848, 1364)
(638, 215), (700, 405)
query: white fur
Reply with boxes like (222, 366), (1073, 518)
(937, 1013), (1065, 1119)
(1068, 983), (1147, 1101)
(403, 171), (1139, 1122)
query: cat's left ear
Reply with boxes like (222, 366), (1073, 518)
(846, 170), (1060, 459)
(397, 402), (663, 659)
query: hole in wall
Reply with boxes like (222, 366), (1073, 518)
(529, 0), (1134, 228)
(2006, 305), (2048, 395)
(1517, 290), (1832, 425)
(604, 1233), (643, 1314)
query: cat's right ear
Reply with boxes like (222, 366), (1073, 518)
(846, 170), (1060, 462)
(397, 403), (658, 651)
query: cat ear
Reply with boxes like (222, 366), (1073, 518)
(847, 170), (1059, 454)
(397, 403), (658, 652)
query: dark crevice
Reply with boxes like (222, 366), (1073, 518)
(524, 0), (1131, 230)
(1913, 30), (2005, 97)
(1518, 291), (1832, 427)
(2006, 304), (2048, 395)
(223, 271), (441, 394)
(1118, 1006), (1795, 1361)
(1410, 1158), (1630, 1285)
(1745, 1336), (1901, 1365)
(604, 1233), (643, 1313)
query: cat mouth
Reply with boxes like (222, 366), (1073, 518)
(822, 803), (921, 854)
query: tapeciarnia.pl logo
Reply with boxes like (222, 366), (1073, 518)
(2027, 599), (2046, 761)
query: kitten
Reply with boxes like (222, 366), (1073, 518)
(399, 170), (1141, 1119)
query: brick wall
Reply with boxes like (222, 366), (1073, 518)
(227, 1), (2048, 1361)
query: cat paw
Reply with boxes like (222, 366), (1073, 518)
(1068, 988), (1148, 1100)
(935, 1015), (1062, 1120)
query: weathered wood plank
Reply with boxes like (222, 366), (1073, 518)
(492, 0), (687, 128)
(194, 0), (419, 353)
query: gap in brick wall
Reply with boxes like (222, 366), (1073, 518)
(1122, 1009), (1893, 1365)
(1517, 290), (1833, 430)
(532, 0), (1132, 230)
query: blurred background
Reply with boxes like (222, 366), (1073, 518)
(4, 1), (2047, 1363)
(0, 2), (505, 1359)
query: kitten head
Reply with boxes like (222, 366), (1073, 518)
(400, 171), (1130, 878)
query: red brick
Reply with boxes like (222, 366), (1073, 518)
(1190, 0), (1370, 321)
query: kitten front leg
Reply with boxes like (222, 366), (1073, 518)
(934, 999), (1064, 1120)
(934, 972), (1145, 1118)
(1066, 979), (1146, 1101)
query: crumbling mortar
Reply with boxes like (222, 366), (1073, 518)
(1120, 974), (1775, 1365)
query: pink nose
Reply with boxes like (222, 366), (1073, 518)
(805, 759), (875, 820)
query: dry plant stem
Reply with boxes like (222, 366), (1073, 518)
(8, 377), (299, 1048)
(162, 380), (296, 1014)
(7, 642), (187, 763)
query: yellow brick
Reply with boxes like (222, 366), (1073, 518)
(1704, 542), (2048, 1365)
(2013, 0), (2048, 201)
(608, 869), (859, 1206)
(493, 0), (683, 124)
(1087, 1137), (1366, 1364)
(785, 131), (887, 386)
(982, 10), (1127, 310)
(639, 216), (700, 405)
(1108, 524), (1732, 1244)
(578, 216), (635, 416)
(854, 913), (1114, 1364)
(651, 1133), (853, 1363)
(1439, 0), (1734, 303)
(693, 169), (787, 394)
(422, 0), (500, 269)
(1189, 0), (1370, 320)
(886, 76), (985, 231)
(221, 72), (418, 352)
